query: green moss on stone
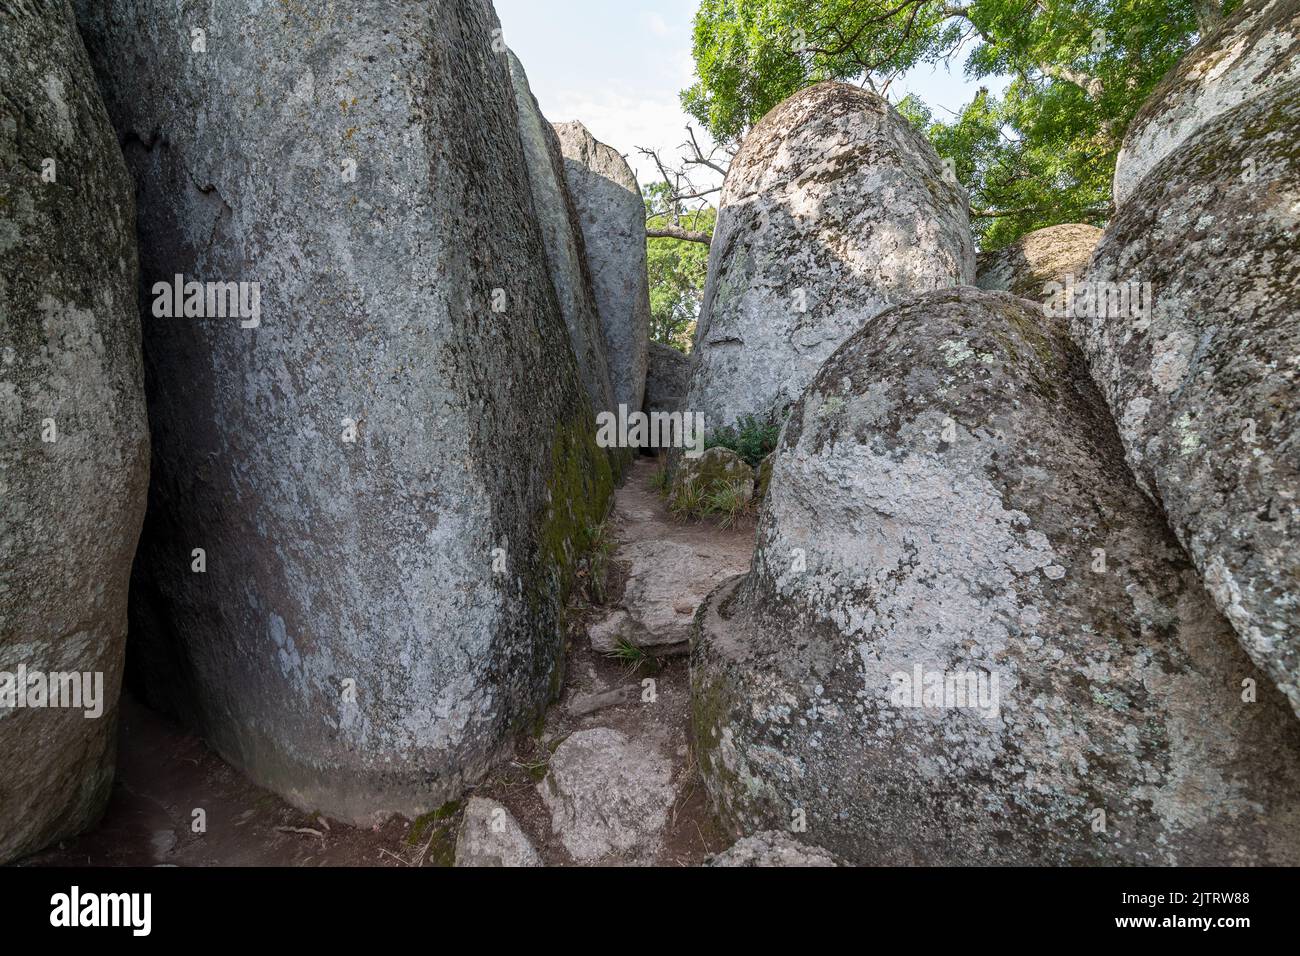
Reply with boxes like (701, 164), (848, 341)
(406, 798), (463, 846)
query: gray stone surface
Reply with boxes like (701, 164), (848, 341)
(538, 727), (675, 862)
(1078, 80), (1300, 717)
(454, 796), (542, 867)
(684, 82), (974, 433)
(618, 538), (751, 650)
(553, 120), (650, 417)
(507, 50), (615, 422)
(975, 223), (1102, 302)
(0, 0), (149, 865)
(587, 609), (630, 655)
(644, 341), (690, 416)
(709, 831), (842, 867)
(74, 0), (612, 824)
(693, 288), (1300, 865)
(1113, 0), (1300, 206)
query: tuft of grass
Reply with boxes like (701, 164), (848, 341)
(578, 520), (615, 605)
(704, 479), (752, 529)
(704, 414), (781, 468)
(513, 756), (551, 784)
(605, 637), (660, 676)
(649, 462), (670, 496)
(668, 476), (705, 521)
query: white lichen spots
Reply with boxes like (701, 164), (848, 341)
(42, 73), (74, 145)
(1149, 330), (1195, 392)
(268, 612), (305, 692)
(1121, 396), (1152, 446)
(940, 338), (975, 367)
(1174, 412), (1201, 455)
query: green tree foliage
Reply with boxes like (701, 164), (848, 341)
(644, 182), (717, 350)
(681, 0), (1238, 248)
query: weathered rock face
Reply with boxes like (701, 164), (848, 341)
(684, 82), (974, 433)
(644, 342), (690, 416)
(1113, 0), (1300, 206)
(454, 797), (542, 867)
(1078, 81), (1300, 717)
(0, 0), (149, 865)
(693, 289), (1300, 865)
(539, 727), (675, 862)
(507, 51), (615, 422)
(709, 831), (842, 867)
(553, 121), (651, 416)
(975, 224), (1102, 301)
(75, 0), (612, 824)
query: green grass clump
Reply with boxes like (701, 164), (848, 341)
(704, 479), (751, 529)
(669, 474), (753, 527)
(577, 520), (615, 605)
(668, 476), (706, 520)
(648, 462), (671, 495)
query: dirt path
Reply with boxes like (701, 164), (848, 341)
(473, 455), (754, 865)
(24, 457), (753, 868)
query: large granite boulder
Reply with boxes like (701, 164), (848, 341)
(1077, 80), (1300, 717)
(1112, 0), (1300, 207)
(683, 82), (974, 434)
(74, 0), (613, 824)
(0, 0), (149, 865)
(693, 288), (1300, 865)
(644, 341), (690, 416)
(975, 224), (1102, 302)
(553, 121), (651, 417)
(507, 50), (615, 423)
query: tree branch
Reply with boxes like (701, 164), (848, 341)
(646, 225), (714, 244)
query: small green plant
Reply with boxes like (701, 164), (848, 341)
(704, 479), (752, 529)
(648, 462), (670, 496)
(579, 520), (614, 605)
(606, 637), (653, 675)
(704, 414), (780, 467)
(668, 476), (705, 521)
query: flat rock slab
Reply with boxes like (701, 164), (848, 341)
(554, 120), (651, 415)
(454, 797), (542, 868)
(618, 538), (752, 649)
(539, 728), (676, 863)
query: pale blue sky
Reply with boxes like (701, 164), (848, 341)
(496, 0), (1007, 190)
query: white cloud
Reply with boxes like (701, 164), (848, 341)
(641, 11), (671, 37)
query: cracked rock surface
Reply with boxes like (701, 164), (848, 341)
(73, 0), (612, 824)
(1079, 79), (1300, 717)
